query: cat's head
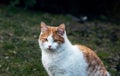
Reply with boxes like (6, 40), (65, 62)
(39, 22), (66, 51)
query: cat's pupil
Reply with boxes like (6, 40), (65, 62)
(45, 38), (48, 41)
(54, 40), (57, 42)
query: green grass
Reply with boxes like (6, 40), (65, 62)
(0, 6), (120, 76)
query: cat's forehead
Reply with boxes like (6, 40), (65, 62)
(48, 26), (58, 33)
(40, 26), (57, 37)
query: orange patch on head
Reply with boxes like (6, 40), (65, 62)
(52, 31), (64, 43)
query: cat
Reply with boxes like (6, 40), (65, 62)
(38, 22), (110, 76)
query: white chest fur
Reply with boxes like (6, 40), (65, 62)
(40, 43), (88, 76)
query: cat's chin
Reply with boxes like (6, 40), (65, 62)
(46, 48), (56, 52)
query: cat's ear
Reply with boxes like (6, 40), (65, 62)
(40, 21), (48, 33)
(57, 23), (65, 36)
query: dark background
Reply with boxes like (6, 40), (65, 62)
(0, 0), (120, 19)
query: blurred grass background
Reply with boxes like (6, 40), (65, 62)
(0, 5), (120, 76)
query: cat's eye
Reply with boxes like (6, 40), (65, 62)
(54, 40), (57, 42)
(44, 38), (48, 41)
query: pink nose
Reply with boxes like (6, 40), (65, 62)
(48, 45), (51, 48)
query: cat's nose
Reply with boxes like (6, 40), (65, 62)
(48, 45), (51, 49)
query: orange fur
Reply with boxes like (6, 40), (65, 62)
(77, 45), (108, 76)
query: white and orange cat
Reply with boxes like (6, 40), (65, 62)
(38, 22), (110, 76)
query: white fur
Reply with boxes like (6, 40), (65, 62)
(39, 32), (88, 76)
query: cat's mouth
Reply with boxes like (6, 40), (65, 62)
(47, 48), (52, 50)
(46, 48), (56, 52)
(47, 47), (54, 51)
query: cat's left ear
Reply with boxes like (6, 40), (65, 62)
(57, 23), (65, 36)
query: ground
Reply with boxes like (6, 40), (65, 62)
(0, 6), (120, 76)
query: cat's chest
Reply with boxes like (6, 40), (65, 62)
(42, 51), (69, 68)
(41, 46), (88, 76)
(42, 51), (70, 75)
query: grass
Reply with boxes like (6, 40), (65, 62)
(0, 6), (120, 76)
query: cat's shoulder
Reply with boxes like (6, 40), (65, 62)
(74, 44), (103, 64)
(74, 44), (94, 53)
(74, 44), (99, 58)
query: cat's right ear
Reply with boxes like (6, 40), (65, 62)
(40, 21), (48, 33)
(57, 23), (65, 36)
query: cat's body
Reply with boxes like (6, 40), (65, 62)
(38, 22), (110, 76)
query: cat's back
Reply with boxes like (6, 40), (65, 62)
(75, 44), (110, 76)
